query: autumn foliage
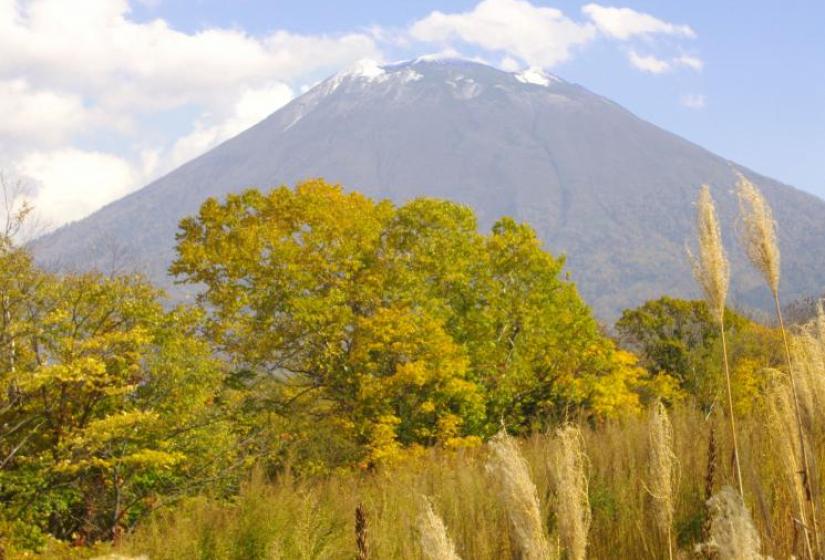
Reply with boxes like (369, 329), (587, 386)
(171, 180), (655, 467)
(3, 179), (807, 558)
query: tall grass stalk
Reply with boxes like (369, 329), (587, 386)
(486, 430), (553, 560)
(766, 376), (813, 558)
(551, 424), (591, 560)
(417, 497), (462, 560)
(791, 333), (825, 428)
(702, 420), (718, 544)
(736, 173), (820, 554)
(648, 402), (676, 560)
(690, 185), (743, 498)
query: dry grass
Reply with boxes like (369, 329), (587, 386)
(417, 497), (462, 560)
(485, 430), (554, 560)
(791, 333), (825, 429)
(550, 424), (590, 560)
(22, 402), (825, 560)
(647, 401), (676, 559)
(765, 374), (812, 556)
(90, 556), (149, 560)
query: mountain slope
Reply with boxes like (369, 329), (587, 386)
(32, 59), (825, 319)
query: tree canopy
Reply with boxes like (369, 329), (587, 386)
(172, 179), (657, 466)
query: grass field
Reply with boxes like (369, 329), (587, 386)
(27, 399), (815, 560)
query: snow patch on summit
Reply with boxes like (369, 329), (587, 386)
(413, 50), (463, 64)
(323, 59), (389, 94)
(322, 59), (425, 96)
(514, 68), (560, 87)
(285, 61), (424, 130)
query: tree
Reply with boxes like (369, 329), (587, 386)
(172, 180), (654, 467)
(0, 262), (235, 544)
(616, 296), (782, 409)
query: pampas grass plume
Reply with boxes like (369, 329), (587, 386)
(418, 496), (462, 560)
(486, 430), (553, 560)
(736, 173), (780, 294)
(690, 185), (729, 324)
(551, 424), (591, 560)
(696, 486), (770, 560)
(648, 402), (676, 558)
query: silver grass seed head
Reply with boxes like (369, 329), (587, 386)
(648, 401), (677, 535)
(418, 496), (462, 560)
(690, 185), (730, 324)
(736, 173), (780, 294)
(551, 424), (591, 560)
(486, 430), (554, 560)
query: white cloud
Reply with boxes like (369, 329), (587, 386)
(680, 93), (706, 109)
(499, 56), (521, 72)
(0, 0), (378, 228)
(410, 0), (597, 68)
(138, 148), (161, 178)
(626, 51), (704, 74)
(0, 1), (378, 115)
(628, 51), (671, 74)
(18, 148), (139, 227)
(0, 79), (88, 144)
(233, 84), (295, 127)
(409, 1), (701, 76)
(170, 83), (294, 168)
(582, 4), (695, 40)
(675, 54), (703, 71)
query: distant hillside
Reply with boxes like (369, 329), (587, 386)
(32, 58), (825, 319)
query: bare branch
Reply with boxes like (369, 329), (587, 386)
(0, 170), (46, 247)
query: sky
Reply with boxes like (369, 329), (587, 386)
(1, 0), (823, 230)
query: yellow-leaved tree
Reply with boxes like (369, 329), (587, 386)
(171, 179), (655, 469)
(0, 257), (235, 545)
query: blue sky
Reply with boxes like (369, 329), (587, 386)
(2, 0), (823, 229)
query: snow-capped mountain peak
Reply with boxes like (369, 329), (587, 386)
(34, 58), (825, 320)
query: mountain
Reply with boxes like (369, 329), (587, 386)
(32, 58), (825, 320)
